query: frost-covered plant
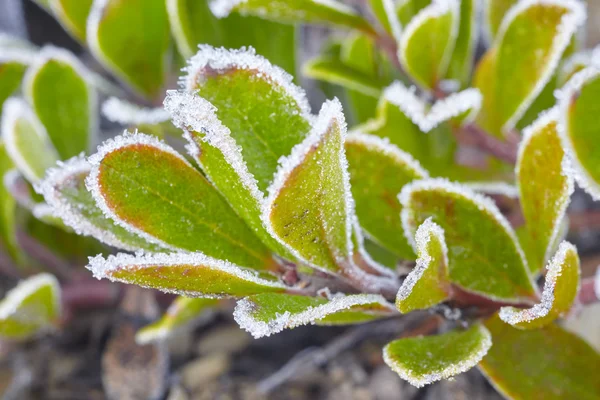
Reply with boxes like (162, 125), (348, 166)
(1, 0), (600, 398)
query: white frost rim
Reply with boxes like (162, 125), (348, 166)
(383, 324), (492, 387)
(181, 45), (312, 124)
(102, 97), (170, 126)
(36, 155), (146, 252)
(87, 251), (286, 296)
(395, 218), (448, 306)
(164, 90), (265, 205)
(495, 0), (586, 132)
(384, 81), (482, 132)
(0, 273), (61, 322)
(234, 293), (393, 339)
(86, 131), (194, 252)
(557, 66), (600, 200)
(1, 97), (57, 184)
(499, 241), (578, 326)
(398, 0), (460, 90)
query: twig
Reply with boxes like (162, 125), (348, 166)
(454, 123), (519, 165)
(256, 313), (431, 394)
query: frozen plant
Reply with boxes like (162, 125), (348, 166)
(0, 0), (600, 398)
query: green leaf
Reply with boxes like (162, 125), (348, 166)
(0, 46), (31, 110)
(167, 0), (296, 74)
(178, 46), (312, 193)
(136, 297), (218, 344)
(483, 0), (518, 40)
(87, 132), (276, 271)
(516, 108), (573, 272)
(234, 292), (395, 338)
(345, 132), (428, 259)
(558, 50), (596, 87)
(499, 242), (579, 329)
(383, 324), (491, 387)
(446, 0), (478, 87)
(304, 56), (384, 98)
(0, 142), (23, 264)
(262, 99), (352, 274)
(0, 273), (61, 340)
(398, 0), (459, 90)
(210, 0), (374, 34)
(558, 67), (600, 200)
(480, 314), (600, 400)
(87, 0), (170, 99)
(87, 252), (287, 298)
(49, 0), (94, 41)
(399, 178), (538, 303)
(1, 98), (59, 184)
(24, 47), (97, 159)
(476, 0), (584, 136)
(396, 218), (451, 313)
(37, 156), (163, 252)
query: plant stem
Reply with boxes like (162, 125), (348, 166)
(454, 123), (519, 164)
(578, 276), (599, 306)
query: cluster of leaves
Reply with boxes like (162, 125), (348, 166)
(1, 0), (600, 398)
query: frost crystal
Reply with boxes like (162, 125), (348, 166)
(234, 294), (393, 338)
(384, 82), (482, 132)
(464, 182), (519, 198)
(382, 0), (403, 42)
(181, 45), (312, 123)
(1, 97), (54, 184)
(163, 90), (264, 203)
(0, 273), (60, 322)
(102, 97), (169, 125)
(209, 0), (356, 19)
(499, 242), (577, 326)
(86, 132), (192, 252)
(497, 0), (586, 131)
(87, 252), (286, 296)
(557, 66), (600, 200)
(398, 0), (460, 89)
(35, 156), (144, 252)
(395, 218), (447, 304)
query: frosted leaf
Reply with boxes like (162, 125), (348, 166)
(86, 131), (194, 252)
(558, 47), (600, 85)
(180, 45), (311, 122)
(0, 273), (61, 339)
(233, 293), (394, 338)
(381, 0), (402, 42)
(102, 97), (169, 126)
(1, 97), (58, 184)
(3, 169), (36, 210)
(557, 66), (600, 200)
(35, 155), (158, 252)
(399, 178), (538, 303)
(384, 81), (482, 132)
(261, 98), (354, 273)
(499, 241), (580, 329)
(350, 215), (398, 280)
(496, 0), (586, 131)
(135, 297), (218, 345)
(383, 324), (492, 387)
(163, 90), (263, 204)
(395, 218), (451, 313)
(86, 251), (286, 298)
(398, 0), (460, 90)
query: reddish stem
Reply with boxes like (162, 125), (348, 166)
(578, 277), (599, 306)
(454, 123), (519, 165)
